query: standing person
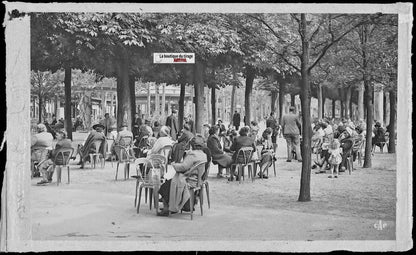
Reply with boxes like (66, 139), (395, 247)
(266, 112), (279, 152)
(232, 111), (241, 131)
(100, 113), (116, 137)
(281, 106), (302, 162)
(328, 139), (342, 178)
(185, 114), (195, 135)
(165, 109), (179, 140)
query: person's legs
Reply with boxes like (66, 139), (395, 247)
(284, 135), (293, 161)
(293, 135), (302, 161)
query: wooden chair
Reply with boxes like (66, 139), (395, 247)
(231, 147), (254, 183)
(89, 140), (105, 169)
(53, 148), (74, 186)
(136, 156), (165, 214)
(113, 145), (135, 181)
(180, 161), (207, 220)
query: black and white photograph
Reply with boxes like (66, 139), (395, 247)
(0, 2), (412, 252)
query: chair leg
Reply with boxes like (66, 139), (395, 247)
(137, 186), (142, 213)
(56, 166), (60, 186)
(145, 188), (148, 204)
(199, 189), (203, 216)
(273, 160), (276, 177)
(205, 182), (210, 209)
(190, 191), (194, 220)
(134, 180), (139, 207)
(67, 166), (70, 184)
(149, 188), (153, 210)
(115, 163), (119, 180)
(238, 165), (242, 184)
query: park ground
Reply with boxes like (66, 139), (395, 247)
(30, 125), (396, 242)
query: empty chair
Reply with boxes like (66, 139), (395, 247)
(53, 148), (74, 186)
(133, 158), (153, 208)
(113, 145), (135, 181)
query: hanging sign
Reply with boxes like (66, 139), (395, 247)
(153, 53), (195, 64)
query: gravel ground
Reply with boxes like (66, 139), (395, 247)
(30, 132), (396, 242)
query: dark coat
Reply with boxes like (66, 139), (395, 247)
(172, 130), (195, 163)
(230, 135), (256, 162)
(232, 113), (241, 127)
(80, 130), (106, 160)
(166, 115), (178, 140)
(207, 134), (232, 167)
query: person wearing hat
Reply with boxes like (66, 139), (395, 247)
(232, 110), (241, 131)
(281, 106), (302, 162)
(36, 130), (72, 185)
(165, 109), (179, 140)
(31, 123), (54, 177)
(157, 136), (208, 216)
(146, 126), (174, 157)
(76, 122), (106, 169)
(372, 121), (386, 152)
(100, 113), (117, 137)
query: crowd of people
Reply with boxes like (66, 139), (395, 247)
(31, 107), (390, 215)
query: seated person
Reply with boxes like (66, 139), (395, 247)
(76, 123), (106, 169)
(146, 126), (174, 157)
(157, 136), (208, 216)
(372, 122), (386, 152)
(257, 128), (275, 179)
(249, 121), (260, 140)
(133, 125), (153, 158)
(152, 121), (160, 138)
(31, 123), (54, 177)
(229, 126), (256, 181)
(336, 125), (354, 172)
(171, 123), (194, 163)
(115, 122), (134, 148)
(206, 125), (232, 178)
(36, 130), (73, 185)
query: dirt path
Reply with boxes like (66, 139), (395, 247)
(30, 135), (396, 241)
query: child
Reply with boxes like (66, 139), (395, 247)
(328, 139), (342, 178)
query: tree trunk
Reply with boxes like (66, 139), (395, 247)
(230, 84), (236, 123)
(290, 93), (296, 107)
(178, 82), (185, 131)
(363, 80), (373, 168)
(54, 94), (59, 118)
(271, 90), (277, 113)
(211, 85), (216, 126)
(64, 66), (72, 140)
(340, 95), (345, 118)
(38, 93), (42, 124)
(155, 83), (160, 119)
(357, 82), (365, 121)
(194, 62), (204, 134)
(383, 91), (389, 127)
(147, 83), (151, 118)
(332, 99), (336, 119)
(345, 86), (352, 119)
(388, 89), (396, 153)
(244, 65), (255, 126)
(317, 83), (323, 120)
(161, 83), (166, 121)
(322, 96), (326, 118)
(116, 50), (132, 131)
(278, 83), (285, 123)
(129, 75), (136, 131)
(298, 14), (312, 202)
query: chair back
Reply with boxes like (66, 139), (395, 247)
(114, 145), (130, 162)
(148, 154), (167, 174)
(235, 147), (254, 165)
(135, 157), (153, 178)
(93, 140), (104, 154)
(120, 136), (133, 147)
(105, 138), (114, 154)
(159, 144), (173, 163)
(186, 161), (207, 186)
(137, 135), (149, 149)
(53, 148), (74, 166)
(352, 137), (364, 152)
(255, 145), (263, 159)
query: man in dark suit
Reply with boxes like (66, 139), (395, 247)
(165, 109), (179, 140)
(232, 111), (241, 131)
